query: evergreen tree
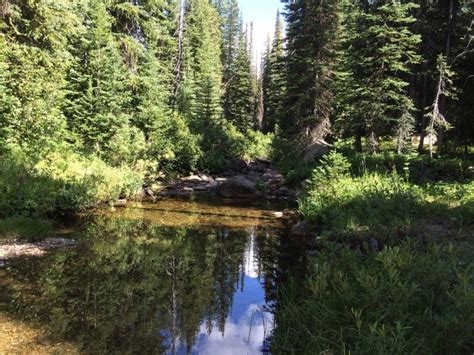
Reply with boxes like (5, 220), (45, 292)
(280, 0), (340, 149)
(224, 30), (255, 132)
(0, 0), (83, 155)
(66, 0), (133, 162)
(262, 10), (285, 133)
(179, 0), (223, 125)
(338, 0), (421, 152)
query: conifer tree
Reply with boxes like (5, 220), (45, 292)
(66, 0), (133, 161)
(224, 30), (255, 132)
(338, 0), (421, 152)
(262, 10), (285, 133)
(280, 0), (340, 148)
(0, 0), (82, 154)
(178, 0), (223, 125)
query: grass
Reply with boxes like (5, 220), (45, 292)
(272, 149), (474, 354)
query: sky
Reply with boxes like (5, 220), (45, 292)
(239, 0), (284, 65)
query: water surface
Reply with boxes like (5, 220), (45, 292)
(0, 199), (308, 354)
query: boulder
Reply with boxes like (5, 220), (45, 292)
(303, 140), (330, 162)
(262, 169), (283, 183)
(183, 175), (203, 182)
(218, 175), (257, 197)
(230, 158), (248, 172)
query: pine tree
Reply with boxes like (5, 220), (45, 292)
(262, 10), (285, 133)
(66, 0), (132, 161)
(280, 0), (340, 149)
(338, 0), (421, 152)
(0, 0), (82, 155)
(178, 0), (223, 125)
(224, 29), (255, 132)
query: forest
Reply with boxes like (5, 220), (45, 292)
(0, 0), (473, 353)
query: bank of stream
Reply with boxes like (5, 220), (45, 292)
(0, 198), (310, 354)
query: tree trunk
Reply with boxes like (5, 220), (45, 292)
(418, 74), (428, 153)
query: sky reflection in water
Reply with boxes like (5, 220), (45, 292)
(1, 201), (307, 354)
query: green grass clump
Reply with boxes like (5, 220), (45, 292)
(272, 242), (474, 354)
(0, 216), (54, 241)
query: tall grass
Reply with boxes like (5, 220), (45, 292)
(272, 150), (474, 354)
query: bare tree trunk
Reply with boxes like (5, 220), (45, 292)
(418, 74), (428, 153)
(438, 0), (455, 153)
(172, 0), (186, 101)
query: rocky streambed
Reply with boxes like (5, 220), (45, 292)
(155, 159), (297, 202)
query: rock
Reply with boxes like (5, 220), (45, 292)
(0, 260), (5, 268)
(303, 140), (330, 162)
(230, 158), (248, 172)
(262, 169), (283, 183)
(291, 220), (315, 236)
(276, 186), (292, 197)
(218, 175), (257, 197)
(272, 212), (284, 218)
(0, 238), (76, 260)
(183, 175), (203, 182)
(182, 187), (194, 193)
(193, 185), (210, 191)
(248, 162), (266, 173)
(215, 177), (228, 183)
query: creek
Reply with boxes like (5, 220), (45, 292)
(0, 198), (310, 354)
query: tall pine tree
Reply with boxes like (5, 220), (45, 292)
(280, 0), (340, 150)
(262, 10), (285, 133)
(337, 0), (421, 152)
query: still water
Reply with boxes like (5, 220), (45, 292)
(0, 199), (308, 354)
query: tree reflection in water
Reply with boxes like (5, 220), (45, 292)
(1, 212), (308, 354)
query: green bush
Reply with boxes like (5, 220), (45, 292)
(272, 242), (474, 354)
(300, 150), (473, 242)
(0, 148), (143, 217)
(242, 130), (274, 161)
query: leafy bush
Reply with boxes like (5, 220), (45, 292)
(272, 242), (474, 354)
(0, 148), (143, 217)
(242, 130), (274, 161)
(148, 112), (202, 174)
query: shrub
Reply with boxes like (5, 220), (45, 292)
(0, 147), (143, 217)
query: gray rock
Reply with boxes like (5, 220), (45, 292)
(218, 175), (257, 197)
(303, 140), (330, 162)
(262, 169), (283, 182)
(0, 260), (5, 268)
(276, 186), (292, 197)
(182, 187), (194, 193)
(183, 175), (203, 182)
(291, 220), (315, 236)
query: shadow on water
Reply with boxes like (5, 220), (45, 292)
(0, 199), (310, 354)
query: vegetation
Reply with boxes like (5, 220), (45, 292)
(273, 149), (474, 354)
(0, 0), (473, 353)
